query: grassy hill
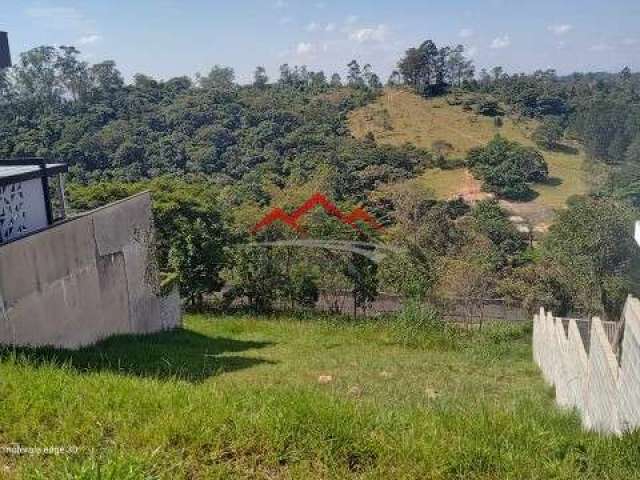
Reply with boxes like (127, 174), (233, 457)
(1, 313), (638, 478)
(349, 89), (588, 229)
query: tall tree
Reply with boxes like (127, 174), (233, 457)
(330, 73), (342, 87)
(363, 64), (382, 90)
(198, 65), (235, 90)
(387, 70), (402, 87)
(446, 45), (474, 87)
(56, 46), (89, 101)
(253, 66), (269, 89)
(347, 60), (364, 88)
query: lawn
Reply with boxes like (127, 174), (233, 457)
(348, 89), (588, 227)
(1, 313), (638, 479)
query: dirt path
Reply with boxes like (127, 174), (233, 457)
(458, 170), (491, 203)
(456, 170), (552, 231)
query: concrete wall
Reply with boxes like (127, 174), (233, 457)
(0, 192), (181, 349)
(533, 297), (640, 435)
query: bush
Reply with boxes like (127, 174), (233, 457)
(466, 135), (548, 200)
(474, 99), (504, 117)
(532, 118), (564, 150)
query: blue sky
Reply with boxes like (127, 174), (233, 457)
(2, 0), (639, 83)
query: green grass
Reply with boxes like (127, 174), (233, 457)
(1, 313), (638, 479)
(349, 88), (588, 227)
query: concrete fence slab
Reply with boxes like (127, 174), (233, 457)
(533, 296), (640, 435)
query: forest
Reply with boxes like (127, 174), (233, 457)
(1, 40), (639, 320)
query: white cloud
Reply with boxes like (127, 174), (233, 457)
(274, 0), (287, 8)
(490, 35), (510, 49)
(349, 24), (389, 43)
(306, 21), (319, 32)
(296, 42), (313, 54)
(346, 15), (359, 25)
(622, 38), (638, 46)
(279, 16), (293, 25)
(316, 1), (327, 8)
(325, 22), (336, 32)
(590, 43), (611, 52)
(466, 45), (478, 57)
(459, 28), (473, 38)
(78, 34), (102, 45)
(547, 24), (573, 35)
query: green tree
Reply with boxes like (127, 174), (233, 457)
(363, 64), (382, 90)
(330, 73), (342, 87)
(344, 251), (378, 316)
(198, 65), (235, 90)
(532, 118), (564, 150)
(543, 196), (638, 319)
(253, 66), (269, 89)
(470, 199), (526, 268)
(226, 246), (287, 312)
(68, 177), (233, 307)
(169, 216), (228, 307)
(467, 135), (549, 200)
(347, 60), (364, 88)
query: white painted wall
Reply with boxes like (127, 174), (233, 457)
(0, 178), (48, 243)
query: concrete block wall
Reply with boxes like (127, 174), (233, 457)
(533, 297), (640, 434)
(0, 192), (181, 349)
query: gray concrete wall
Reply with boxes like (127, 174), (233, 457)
(533, 297), (640, 435)
(0, 192), (181, 349)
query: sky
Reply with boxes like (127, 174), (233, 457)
(1, 0), (639, 84)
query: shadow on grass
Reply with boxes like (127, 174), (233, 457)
(0, 328), (275, 383)
(502, 188), (540, 203)
(541, 176), (563, 187)
(549, 143), (579, 155)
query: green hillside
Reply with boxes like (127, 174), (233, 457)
(349, 89), (588, 228)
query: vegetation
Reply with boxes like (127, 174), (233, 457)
(467, 135), (548, 200)
(348, 89), (588, 218)
(2, 40), (639, 320)
(396, 41), (474, 95)
(2, 312), (640, 479)
(2, 35), (640, 479)
(532, 117), (564, 150)
(542, 196), (638, 318)
(69, 178), (233, 306)
(473, 66), (640, 205)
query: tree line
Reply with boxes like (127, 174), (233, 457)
(0, 41), (638, 320)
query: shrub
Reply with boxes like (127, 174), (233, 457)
(474, 99), (504, 117)
(532, 118), (564, 150)
(466, 135), (548, 200)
